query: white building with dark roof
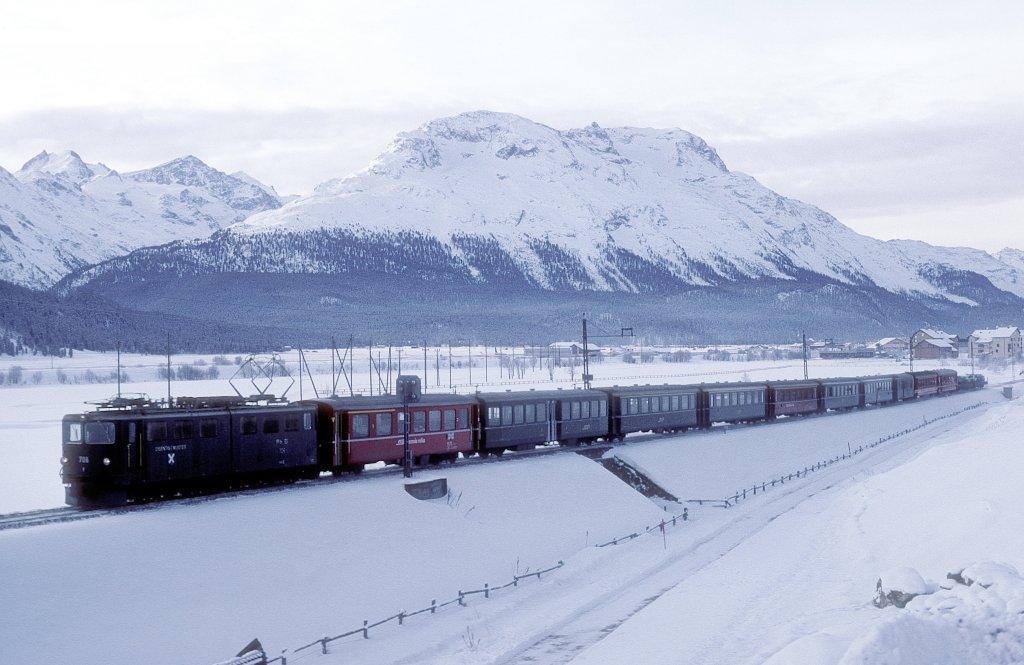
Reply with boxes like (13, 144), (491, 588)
(968, 327), (1022, 360)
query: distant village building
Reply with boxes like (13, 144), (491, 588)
(968, 327), (1022, 360)
(548, 341), (582, 356)
(911, 329), (958, 360)
(873, 337), (909, 357)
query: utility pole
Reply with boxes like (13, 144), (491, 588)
(802, 331), (808, 380)
(913, 329), (921, 372)
(581, 316), (634, 389)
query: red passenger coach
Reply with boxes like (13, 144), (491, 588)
(767, 380), (821, 418)
(309, 395), (476, 472)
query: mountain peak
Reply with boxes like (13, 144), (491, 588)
(16, 149), (106, 185)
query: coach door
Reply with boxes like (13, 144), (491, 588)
(546, 399), (557, 443)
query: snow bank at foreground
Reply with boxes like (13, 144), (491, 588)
(840, 562), (1024, 665)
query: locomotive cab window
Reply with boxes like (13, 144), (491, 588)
(240, 417), (257, 436)
(200, 420), (218, 438)
(66, 422), (82, 443)
(84, 421), (115, 444)
(284, 415), (300, 432)
(263, 418), (280, 434)
(174, 420), (193, 439)
(148, 421), (168, 441)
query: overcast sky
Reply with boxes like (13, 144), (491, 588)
(1, 0), (1021, 252)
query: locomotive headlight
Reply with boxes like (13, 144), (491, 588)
(61, 457), (68, 464)
(102, 458), (111, 466)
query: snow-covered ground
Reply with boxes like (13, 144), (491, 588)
(1, 351), (1022, 664)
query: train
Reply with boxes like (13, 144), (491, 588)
(60, 369), (985, 508)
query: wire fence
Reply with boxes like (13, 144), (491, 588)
(210, 507), (693, 665)
(718, 401), (987, 508)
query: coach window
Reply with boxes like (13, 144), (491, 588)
(537, 403), (547, 421)
(599, 400), (607, 417)
(413, 411), (426, 433)
(525, 403), (536, 423)
(638, 398), (647, 414)
(429, 409), (443, 432)
(443, 409), (456, 430)
(376, 412), (392, 436)
(571, 401), (581, 419)
(628, 398), (638, 415)
(263, 418), (280, 434)
(581, 400), (591, 418)
(511, 404), (522, 424)
(352, 414), (369, 437)
(457, 408), (469, 429)
(488, 406), (501, 424)
(502, 405), (513, 424)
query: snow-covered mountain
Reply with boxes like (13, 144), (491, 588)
(0, 150), (281, 287)
(26, 111), (1024, 342)
(209, 110), (1020, 305)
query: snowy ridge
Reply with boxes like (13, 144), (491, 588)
(0, 151), (281, 287)
(231, 111), (1024, 302)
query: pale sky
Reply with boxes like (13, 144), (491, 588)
(1, 0), (1021, 252)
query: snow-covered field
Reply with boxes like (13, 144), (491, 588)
(1, 350), (1022, 664)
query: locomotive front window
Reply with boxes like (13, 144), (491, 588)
(83, 421), (116, 444)
(67, 422), (82, 443)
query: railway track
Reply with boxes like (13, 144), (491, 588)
(0, 506), (107, 531)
